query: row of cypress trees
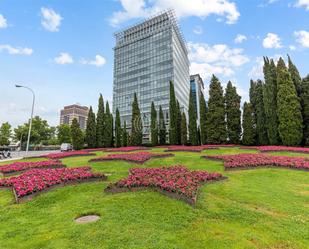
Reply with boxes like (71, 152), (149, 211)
(243, 56), (309, 146)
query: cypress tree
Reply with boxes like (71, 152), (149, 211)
(263, 58), (279, 144)
(301, 75), (309, 145)
(225, 81), (241, 144)
(176, 100), (182, 145)
(122, 121), (128, 147)
(85, 106), (96, 148)
(131, 93), (143, 146)
(96, 94), (105, 147)
(206, 75), (226, 144)
(288, 55), (302, 96)
(104, 101), (113, 147)
(276, 57), (303, 146)
(197, 126), (201, 145)
(159, 105), (166, 145)
(199, 93), (207, 144)
(169, 81), (177, 144)
(188, 87), (198, 145)
(115, 108), (122, 147)
(71, 118), (84, 150)
(181, 112), (187, 145)
(150, 101), (158, 145)
(242, 102), (256, 145)
(110, 113), (114, 147)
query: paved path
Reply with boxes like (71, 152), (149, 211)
(0, 150), (60, 162)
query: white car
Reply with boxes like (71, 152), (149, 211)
(60, 143), (73, 152)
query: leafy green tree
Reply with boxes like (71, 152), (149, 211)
(104, 101), (114, 147)
(199, 93), (207, 144)
(250, 80), (268, 145)
(57, 124), (71, 144)
(0, 122), (12, 146)
(71, 118), (84, 150)
(181, 112), (187, 145)
(159, 105), (166, 145)
(276, 57), (303, 146)
(96, 94), (105, 148)
(206, 75), (226, 144)
(131, 93), (143, 146)
(115, 108), (122, 147)
(242, 102), (256, 145)
(176, 100), (182, 145)
(85, 106), (96, 148)
(188, 86), (198, 145)
(288, 55), (302, 96)
(263, 57), (279, 144)
(169, 81), (177, 144)
(301, 75), (309, 145)
(225, 81), (241, 144)
(150, 102), (158, 145)
(122, 121), (128, 147)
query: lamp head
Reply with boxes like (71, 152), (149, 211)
(15, 84), (22, 88)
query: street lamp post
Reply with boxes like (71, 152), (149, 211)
(15, 85), (35, 156)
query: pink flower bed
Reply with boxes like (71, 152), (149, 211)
(0, 160), (65, 175)
(103, 146), (149, 152)
(0, 167), (106, 202)
(105, 166), (224, 205)
(90, 152), (174, 163)
(164, 146), (205, 152)
(46, 151), (95, 159)
(204, 153), (309, 171)
(242, 146), (309, 154)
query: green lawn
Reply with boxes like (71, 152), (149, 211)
(0, 147), (308, 249)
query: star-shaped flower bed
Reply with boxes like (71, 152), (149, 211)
(241, 145), (309, 154)
(89, 152), (174, 164)
(203, 153), (309, 171)
(105, 166), (226, 205)
(0, 160), (65, 177)
(103, 146), (150, 152)
(0, 167), (107, 203)
(46, 151), (96, 159)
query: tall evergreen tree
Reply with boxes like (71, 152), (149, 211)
(122, 121), (128, 147)
(169, 81), (177, 144)
(181, 112), (187, 145)
(199, 93), (207, 144)
(206, 75), (226, 144)
(301, 75), (309, 145)
(188, 87), (198, 145)
(276, 57), (303, 146)
(85, 106), (96, 148)
(150, 101), (158, 145)
(225, 81), (241, 144)
(250, 80), (268, 145)
(242, 102), (256, 145)
(263, 58), (279, 144)
(96, 94), (105, 147)
(115, 108), (122, 147)
(71, 118), (84, 150)
(131, 93), (143, 146)
(197, 126), (201, 145)
(288, 55), (302, 96)
(159, 105), (166, 145)
(176, 100), (182, 145)
(104, 101), (113, 147)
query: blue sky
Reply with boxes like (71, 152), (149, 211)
(1, 0), (309, 127)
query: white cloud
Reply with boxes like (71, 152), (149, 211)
(248, 54), (283, 79)
(294, 30), (309, 47)
(234, 34), (247, 44)
(0, 14), (7, 29)
(81, 54), (107, 67)
(54, 52), (73, 64)
(295, 0), (309, 10)
(188, 42), (249, 80)
(193, 25), (203, 35)
(289, 45), (296, 51)
(0, 44), (33, 55)
(262, 33), (282, 49)
(41, 7), (62, 32)
(109, 0), (240, 26)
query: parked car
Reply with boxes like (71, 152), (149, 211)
(60, 143), (73, 152)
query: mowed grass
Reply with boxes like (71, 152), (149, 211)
(0, 147), (308, 249)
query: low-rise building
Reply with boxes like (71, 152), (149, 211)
(60, 104), (89, 130)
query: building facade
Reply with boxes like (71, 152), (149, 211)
(113, 10), (189, 142)
(60, 104), (89, 130)
(190, 74), (205, 127)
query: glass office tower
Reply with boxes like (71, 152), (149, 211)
(113, 10), (189, 142)
(190, 74), (205, 128)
